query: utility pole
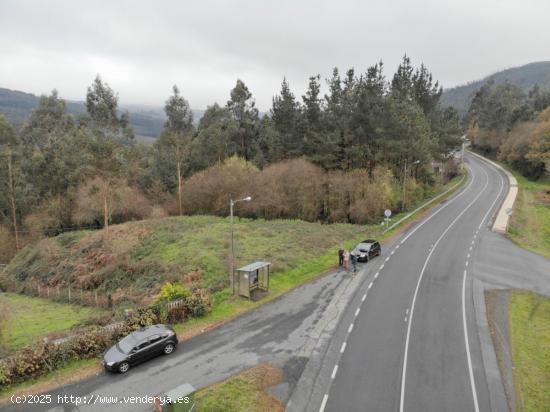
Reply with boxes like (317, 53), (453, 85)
(230, 196), (252, 295)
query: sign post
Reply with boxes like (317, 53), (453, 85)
(384, 209), (392, 228)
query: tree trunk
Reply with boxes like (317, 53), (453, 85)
(7, 153), (19, 250)
(103, 192), (109, 233)
(177, 161), (183, 216)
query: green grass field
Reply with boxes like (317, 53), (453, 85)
(195, 364), (283, 412)
(509, 291), (550, 411)
(507, 171), (550, 258)
(0, 293), (101, 353)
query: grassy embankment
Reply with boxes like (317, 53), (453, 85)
(509, 291), (550, 411)
(506, 170), (550, 258)
(0, 173), (465, 398)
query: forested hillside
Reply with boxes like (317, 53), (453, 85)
(0, 56), (462, 264)
(0, 87), (173, 138)
(466, 80), (550, 179)
(441, 61), (550, 116)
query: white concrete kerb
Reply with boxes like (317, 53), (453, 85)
(468, 151), (517, 234)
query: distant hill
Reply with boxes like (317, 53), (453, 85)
(0, 87), (204, 139)
(441, 61), (550, 116)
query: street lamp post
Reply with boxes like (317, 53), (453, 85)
(402, 159), (420, 211)
(230, 196), (252, 295)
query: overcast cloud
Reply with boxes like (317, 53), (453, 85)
(1, 0), (549, 110)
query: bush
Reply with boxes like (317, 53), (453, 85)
(156, 282), (192, 303)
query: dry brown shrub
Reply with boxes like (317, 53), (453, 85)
(0, 226), (16, 264)
(182, 156), (258, 215)
(249, 158), (324, 221)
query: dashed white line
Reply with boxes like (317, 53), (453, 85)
(385, 257), (390, 262)
(380, 264), (385, 270)
(355, 308), (360, 317)
(368, 282), (373, 290)
(348, 323), (354, 333)
(395, 245), (400, 249)
(362, 293), (367, 302)
(391, 250), (395, 255)
(331, 364), (339, 379)
(374, 272), (379, 279)
(465, 261), (469, 267)
(319, 394), (328, 412)
(469, 246), (472, 251)
(467, 253), (471, 259)
(340, 342), (347, 353)
(404, 316), (408, 322)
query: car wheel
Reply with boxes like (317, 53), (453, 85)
(118, 362), (130, 374)
(163, 343), (175, 355)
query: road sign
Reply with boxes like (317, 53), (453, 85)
(384, 209), (392, 218)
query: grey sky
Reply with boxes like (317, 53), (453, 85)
(1, 0), (549, 111)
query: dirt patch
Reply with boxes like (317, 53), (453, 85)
(534, 189), (550, 206)
(485, 289), (514, 412)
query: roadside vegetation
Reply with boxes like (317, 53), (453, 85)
(0, 56), (462, 265)
(507, 171), (550, 258)
(509, 291), (550, 411)
(195, 364), (284, 412)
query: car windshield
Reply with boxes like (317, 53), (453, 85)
(117, 334), (139, 354)
(357, 243), (372, 251)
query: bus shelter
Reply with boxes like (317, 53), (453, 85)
(235, 261), (270, 299)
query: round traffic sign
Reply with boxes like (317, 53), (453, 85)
(384, 209), (392, 218)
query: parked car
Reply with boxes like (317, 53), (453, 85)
(351, 239), (381, 262)
(103, 324), (178, 373)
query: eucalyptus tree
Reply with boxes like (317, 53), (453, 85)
(155, 85), (194, 215)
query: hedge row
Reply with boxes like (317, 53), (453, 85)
(0, 290), (211, 387)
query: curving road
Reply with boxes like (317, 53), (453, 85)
(305, 153), (509, 412)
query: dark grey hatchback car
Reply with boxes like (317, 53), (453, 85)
(352, 239), (381, 262)
(103, 324), (178, 373)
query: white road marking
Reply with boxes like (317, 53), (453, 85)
(348, 323), (354, 333)
(319, 394), (328, 412)
(404, 316), (408, 322)
(465, 261), (469, 267)
(400, 162), (489, 412)
(391, 250), (395, 255)
(362, 293), (367, 302)
(340, 342), (347, 353)
(385, 257), (390, 262)
(368, 282), (373, 289)
(331, 364), (339, 379)
(380, 264), (385, 270)
(405, 308), (409, 315)
(462, 270), (480, 412)
(395, 245), (400, 249)
(355, 308), (360, 317)
(467, 253), (471, 259)
(469, 246), (472, 251)
(374, 272), (379, 279)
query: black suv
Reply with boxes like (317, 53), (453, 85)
(352, 239), (381, 262)
(103, 324), (178, 373)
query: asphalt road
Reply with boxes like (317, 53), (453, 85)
(311, 153), (511, 412)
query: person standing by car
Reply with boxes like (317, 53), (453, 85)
(343, 249), (351, 271)
(338, 248), (344, 266)
(351, 253), (358, 274)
